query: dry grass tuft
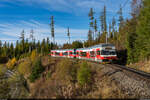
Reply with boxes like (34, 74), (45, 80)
(99, 76), (126, 99)
(17, 58), (32, 78)
(128, 60), (150, 73)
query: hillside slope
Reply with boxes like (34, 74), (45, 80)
(1, 56), (150, 99)
(28, 56), (150, 99)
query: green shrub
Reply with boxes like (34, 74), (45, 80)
(19, 53), (31, 59)
(29, 57), (44, 82)
(46, 71), (51, 79)
(56, 59), (77, 82)
(0, 65), (6, 76)
(18, 59), (32, 76)
(0, 57), (9, 64)
(0, 80), (10, 98)
(77, 61), (92, 86)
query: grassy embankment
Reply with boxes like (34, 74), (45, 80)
(0, 51), (128, 99)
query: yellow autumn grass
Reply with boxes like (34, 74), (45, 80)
(100, 76), (125, 99)
(30, 50), (38, 62)
(18, 58), (32, 77)
(0, 65), (6, 76)
(6, 58), (17, 70)
(139, 61), (150, 73)
(128, 60), (150, 73)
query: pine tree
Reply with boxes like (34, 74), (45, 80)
(103, 6), (107, 35)
(67, 27), (70, 44)
(125, 0), (143, 63)
(10, 43), (14, 58)
(3, 42), (7, 57)
(112, 17), (116, 39)
(100, 11), (104, 33)
(0, 40), (2, 56)
(97, 31), (101, 42)
(117, 5), (125, 49)
(109, 23), (113, 38)
(88, 29), (93, 46)
(125, 19), (137, 63)
(46, 37), (50, 53)
(25, 38), (29, 53)
(88, 8), (95, 40)
(50, 16), (55, 44)
(94, 19), (98, 40)
(41, 38), (46, 55)
(100, 5), (107, 43)
(118, 5), (124, 28)
(37, 40), (41, 53)
(88, 29), (92, 41)
(30, 29), (34, 42)
(135, 0), (150, 61)
(15, 40), (20, 59)
(20, 29), (25, 53)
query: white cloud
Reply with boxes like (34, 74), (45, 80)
(0, 0), (131, 15)
(0, 20), (88, 45)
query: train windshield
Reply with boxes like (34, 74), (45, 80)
(101, 50), (116, 55)
(110, 51), (116, 55)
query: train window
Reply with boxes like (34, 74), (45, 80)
(76, 52), (79, 55)
(55, 52), (60, 55)
(96, 51), (100, 55)
(73, 51), (76, 55)
(73, 49), (76, 55)
(69, 52), (73, 55)
(79, 52), (82, 56)
(90, 51), (95, 57)
(62, 52), (68, 56)
(110, 51), (116, 55)
(101, 50), (110, 55)
(81, 52), (87, 57)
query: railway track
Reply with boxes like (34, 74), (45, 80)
(107, 64), (150, 79)
(83, 59), (150, 79)
(51, 56), (150, 80)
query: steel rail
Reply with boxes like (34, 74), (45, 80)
(50, 56), (150, 79)
(108, 64), (150, 79)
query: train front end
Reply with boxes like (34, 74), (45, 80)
(95, 44), (117, 63)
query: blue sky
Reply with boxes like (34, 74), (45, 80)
(0, 0), (132, 45)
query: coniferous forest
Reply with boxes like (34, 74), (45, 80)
(0, 0), (150, 99)
(0, 0), (149, 64)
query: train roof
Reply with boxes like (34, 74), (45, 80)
(76, 43), (115, 51)
(51, 49), (74, 52)
(51, 43), (115, 52)
(91, 43), (115, 48)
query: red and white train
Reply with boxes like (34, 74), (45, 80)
(50, 43), (117, 63)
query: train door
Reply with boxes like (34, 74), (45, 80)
(69, 51), (73, 58)
(73, 49), (76, 58)
(96, 48), (100, 60)
(60, 51), (63, 56)
(87, 51), (90, 58)
(89, 49), (95, 60)
(76, 51), (79, 58)
(67, 51), (69, 58)
(79, 51), (82, 59)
